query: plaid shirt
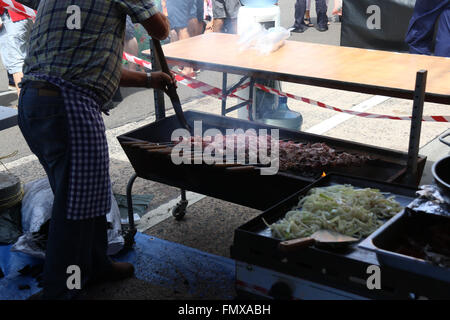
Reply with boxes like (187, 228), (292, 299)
(22, 0), (158, 220)
(22, 0), (158, 106)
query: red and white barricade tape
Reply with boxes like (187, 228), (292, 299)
(123, 52), (450, 123)
(254, 83), (450, 123)
(0, 0), (36, 18)
(172, 70), (250, 102)
(122, 52), (152, 70)
(122, 52), (250, 102)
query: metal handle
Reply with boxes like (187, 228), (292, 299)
(151, 39), (191, 131)
(152, 39), (178, 100)
(151, 39), (172, 76)
(439, 131), (450, 147)
(225, 165), (257, 172)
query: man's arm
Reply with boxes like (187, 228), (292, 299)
(119, 68), (176, 91)
(140, 12), (170, 40)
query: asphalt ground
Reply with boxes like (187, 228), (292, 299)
(0, 1), (449, 300)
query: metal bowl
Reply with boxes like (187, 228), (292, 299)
(432, 155), (450, 205)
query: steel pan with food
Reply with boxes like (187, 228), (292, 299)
(432, 131), (450, 204)
(265, 183), (406, 246)
(232, 173), (417, 253)
(359, 208), (450, 283)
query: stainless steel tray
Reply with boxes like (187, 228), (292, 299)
(359, 210), (450, 283)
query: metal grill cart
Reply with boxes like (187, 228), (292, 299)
(120, 33), (450, 231)
(118, 111), (426, 227)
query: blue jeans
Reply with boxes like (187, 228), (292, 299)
(294, 0), (328, 28)
(18, 82), (112, 299)
(0, 13), (32, 74)
(167, 0), (199, 30)
(406, 0), (450, 57)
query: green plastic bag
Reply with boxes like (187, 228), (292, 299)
(0, 203), (22, 245)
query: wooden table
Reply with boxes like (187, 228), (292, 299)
(161, 32), (450, 104)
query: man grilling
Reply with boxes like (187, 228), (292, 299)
(17, 0), (173, 299)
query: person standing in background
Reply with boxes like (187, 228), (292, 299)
(405, 0), (450, 57)
(212, 0), (241, 34)
(332, 0), (342, 18)
(204, 0), (214, 33)
(292, 0), (328, 33)
(124, 16), (139, 71)
(306, 0), (341, 25)
(166, 0), (203, 77)
(188, 0), (205, 36)
(0, 1), (33, 97)
(304, 0), (314, 27)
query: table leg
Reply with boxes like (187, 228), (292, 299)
(406, 70), (427, 185)
(248, 77), (255, 121)
(221, 72), (228, 116)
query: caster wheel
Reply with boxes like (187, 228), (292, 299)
(172, 200), (188, 220)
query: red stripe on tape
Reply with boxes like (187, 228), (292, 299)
(431, 116), (446, 122)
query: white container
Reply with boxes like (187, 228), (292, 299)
(237, 5), (281, 35)
(236, 5), (281, 120)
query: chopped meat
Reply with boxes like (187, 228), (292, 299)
(174, 135), (370, 171)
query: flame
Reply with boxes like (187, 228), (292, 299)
(322, 172), (327, 177)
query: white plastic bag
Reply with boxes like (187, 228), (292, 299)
(238, 22), (291, 55)
(21, 178), (54, 233)
(11, 177), (124, 259)
(106, 193), (124, 256)
(255, 27), (291, 55)
(238, 22), (264, 51)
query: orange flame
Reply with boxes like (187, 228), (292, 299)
(322, 172), (327, 177)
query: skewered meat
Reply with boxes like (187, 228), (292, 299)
(173, 134), (370, 171)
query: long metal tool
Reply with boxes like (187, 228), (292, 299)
(152, 39), (191, 132)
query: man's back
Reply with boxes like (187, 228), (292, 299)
(23, 0), (158, 104)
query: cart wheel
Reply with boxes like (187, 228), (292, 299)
(172, 200), (188, 220)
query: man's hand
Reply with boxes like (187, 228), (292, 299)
(150, 71), (177, 93)
(0, 22), (3, 30)
(119, 68), (177, 93)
